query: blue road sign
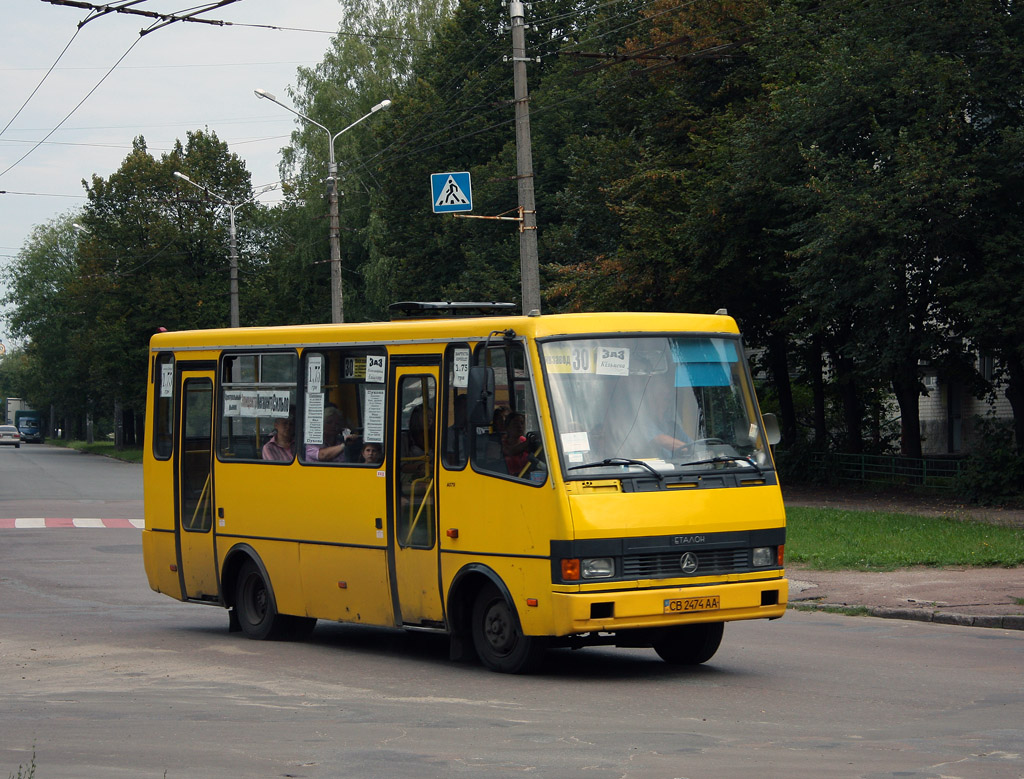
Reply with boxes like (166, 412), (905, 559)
(431, 171), (473, 213)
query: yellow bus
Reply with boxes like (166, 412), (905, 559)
(142, 303), (787, 673)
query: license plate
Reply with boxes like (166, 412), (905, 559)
(663, 595), (720, 614)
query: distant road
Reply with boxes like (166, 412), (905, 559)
(0, 443), (141, 520)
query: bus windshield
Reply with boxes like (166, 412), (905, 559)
(541, 335), (773, 478)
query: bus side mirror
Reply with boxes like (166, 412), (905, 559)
(467, 366), (495, 426)
(761, 413), (781, 445)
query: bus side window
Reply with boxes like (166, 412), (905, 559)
(397, 375), (436, 548)
(218, 352), (298, 463)
(153, 353), (174, 460)
(300, 349), (387, 465)
(472, 342), (546, 484)
(442, 344), (471, 470)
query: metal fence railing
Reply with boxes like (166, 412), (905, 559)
(810, 452), (964, 490)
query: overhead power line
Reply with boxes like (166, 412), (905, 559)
(42, 0), (431, 42)
(41, 0), (243, 35)
(0, 26), (81, 138)
(0, 36), (142, 181)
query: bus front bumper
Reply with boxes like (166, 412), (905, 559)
(547, 575), (788, 636)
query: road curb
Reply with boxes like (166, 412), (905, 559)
(798, 602), (1024, 631)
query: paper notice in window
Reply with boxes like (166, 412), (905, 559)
(363, 387), (385, 443)
(596, 346), (629, 376)
(160, 363), (173, 398)
(365, 355), (386, 384)
(307, 354), (322, 394)
(305, 393), (324, 444)
(453, 348), (470, 388)
(560, 431), (590, 454)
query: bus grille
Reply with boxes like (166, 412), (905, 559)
(621, 548), (750, 578)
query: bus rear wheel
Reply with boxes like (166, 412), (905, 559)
(652, 622), (724, 665)
(471, 584), (546, 674)
(235, 560), (286, 640)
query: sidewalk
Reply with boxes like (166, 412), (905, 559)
(783, 486), (1024, 630)
(788, 565), (1024, 630)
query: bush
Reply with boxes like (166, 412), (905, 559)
(955, 418), (1024, 505)
(773, 437), (830, 485)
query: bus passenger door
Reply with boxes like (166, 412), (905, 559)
(389, 366), (444, 627)
(175, 369), (219, 601)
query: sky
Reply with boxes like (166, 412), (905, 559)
(0, 0), (347, 349)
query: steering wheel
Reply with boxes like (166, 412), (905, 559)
(692, 437), (726, 447)
(517, 432), (545, 479)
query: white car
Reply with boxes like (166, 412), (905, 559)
(0, 425), (21, 448)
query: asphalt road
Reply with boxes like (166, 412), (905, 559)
(0, 442), (142, 519)
(2, 448), (1023, 778)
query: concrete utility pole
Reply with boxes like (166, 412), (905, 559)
(254, 89), (391, 324)
(173, 172), (276, 328)
(509, 0), (541, 314)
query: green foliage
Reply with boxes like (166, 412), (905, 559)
(5, 0), (1024, 459)
(955, 418), (1024, 505)
(0, 349), (35, 405)
(786, 506), (1024, 571)
(2, 130), (274, 438)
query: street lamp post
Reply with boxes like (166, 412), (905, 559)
(254, 88), (391, 324)
(173, 172), (276, 328)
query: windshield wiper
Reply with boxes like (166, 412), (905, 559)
(567, 457), (664, 481)
(677, 455), (763, 476)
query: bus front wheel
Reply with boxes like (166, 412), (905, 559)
(471, 584), (546, 674)
(652, 621), (724, 665)
(235, 560), (286, 640)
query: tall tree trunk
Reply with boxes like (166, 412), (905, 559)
(833, 352), (864, 454)
(114, 397), (123, 450)
(766, 332), (797, 446)
(810, 335), (827, 448)
(1004, 354), (1024, 455)
(122, 407), (136, 447)
(891, 364), (923, 459)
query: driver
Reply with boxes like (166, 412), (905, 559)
(502, 411), (534, 476)
(618, 373), (694, 459)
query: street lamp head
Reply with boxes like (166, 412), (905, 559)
(254, 88), (276, 101)
(173, 171), (193, 184)
(372, 99), (392, 113)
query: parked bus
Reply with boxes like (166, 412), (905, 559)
(142, 304), (787, 673)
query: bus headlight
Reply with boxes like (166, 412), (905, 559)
(752, 547), (775, 567)
(581, 557), (614, 579)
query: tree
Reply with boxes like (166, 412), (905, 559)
(757, 0), (1020, 457)
(1, 215), (94, 436)
(280, 0), (459, 321)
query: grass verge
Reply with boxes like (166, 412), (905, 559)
(47, 439), (143, 463)
(787, 506), (1024, 570)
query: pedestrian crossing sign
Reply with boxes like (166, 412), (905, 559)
(431, 171), (473, 213)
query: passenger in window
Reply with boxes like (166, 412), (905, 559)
(502, 412), (532, 476)
(492, 406), (508, 433)
(262, 413), (295, 462)
(360, 442), (383, 464)
(306, 406), (355, 462)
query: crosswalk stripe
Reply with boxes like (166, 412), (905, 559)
(1, 518), (145, 528)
